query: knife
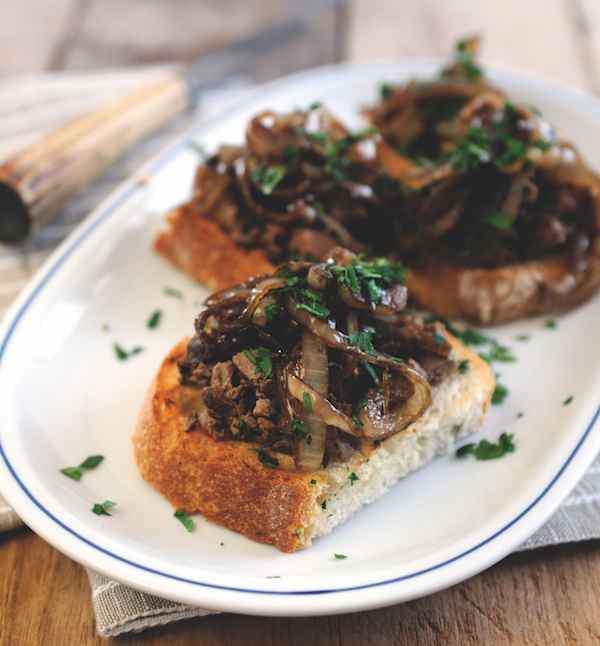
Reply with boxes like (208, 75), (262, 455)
(0, 3), (340, 243)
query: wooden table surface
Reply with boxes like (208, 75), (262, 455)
(3, 0), (600, 644)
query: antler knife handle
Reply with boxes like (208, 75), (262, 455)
(0, 74), (191, 243)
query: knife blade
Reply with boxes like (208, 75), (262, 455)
(0, 3), (340, 243)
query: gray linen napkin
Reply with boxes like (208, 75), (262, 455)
(2, 67), (600, 638)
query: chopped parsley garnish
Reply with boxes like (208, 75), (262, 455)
(478, 343), (516, 364)
(101, 323), (109, 332)
(451, 325), (489, 346)
(257, 452), (279, 467)
(263, 303), (279, 321)
(309, 130), (329, 144)
(188, 141), (209, 161)
(348, 331), (377, 357)
(334, 553), (348, 559)
(114, 343), (144, 361)
(242, 348), (274, 378)
(277, 275), (331, 318)
(174, 510), (194, 532)
(491, 382), (509, 405)
(252, 118), (378, 192)
(380, 82), (394, 100)
(322, 449), (330, 469)
(534, 138), (551, 152)
(359, 359), (380, 383)
(302, 392), (313, 411)
(92, 501), (117, 516)
(248, 434), (286, 467)
(163, 287), (184, 299)
(352, 415), (364, 428)
(251, 161), (287, 195)
(288, 420), (310, 439)
(328, 256), (406, 307)
(563, 396), (574, 406)
(60, 455), (104, 481)
(249, 434), (287, 451)
(321, 500), (327, 509)
(441, 101), (538, 178)
(349, 472), (359, 485)
(456, 432), (515, 460)
(355, 398), (369, 412)
(457, 359), (470, 374)
(438, 320), (515, 365)
(445, 126), (489, 172)
(310, 479), (317, 485)
(295, 299), (330, 318)
(544, 319), (558, 329)
(321, 126), (378, 180)
(147, 310), (162, 329)
(480, 206), (512, 231)
(515, 334), (531, 341)
(283, 143), (308, 167)
(445, 38), (483, 81)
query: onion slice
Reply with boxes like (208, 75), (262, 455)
(285, 294), (433, 440)
(357, 375), (432, 439)
(293, 329), (329, 470)
(287, 368), (362, 437)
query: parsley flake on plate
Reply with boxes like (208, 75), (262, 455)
(147, 310), (162, 329)
(163, 287), (184, 299)
(60, 455), (104, 481)
(92, 501), (117, 516)
(174, 510), (194, 532)
(114, 343), (144, 361)
(491, 382), (509, 405)
(456, 432), (515, 460)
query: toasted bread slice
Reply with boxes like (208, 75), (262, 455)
(405, 248), (600, 326)
(154, 203), (277, 292)
(134, 334), (494, 552)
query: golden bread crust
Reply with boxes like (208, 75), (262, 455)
(154, 204), (277, 292)
(133, 339), (325, 552)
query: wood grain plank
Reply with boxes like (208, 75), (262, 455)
(55, 0), (340, 80)
(573, 0), (600, 94)
(346, 0), (587, 91)
(3, 530), (600, 645)
(0, 0), (77, 76)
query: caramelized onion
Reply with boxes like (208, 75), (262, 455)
(358, 376), (432, 439)
(294, 329), (329, 470)
(185, 254), (447, 470)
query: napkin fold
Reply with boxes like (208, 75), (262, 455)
(2, 66), (600, 638)
(0, 492), (22, 532)
(86, 570), (218, 637)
